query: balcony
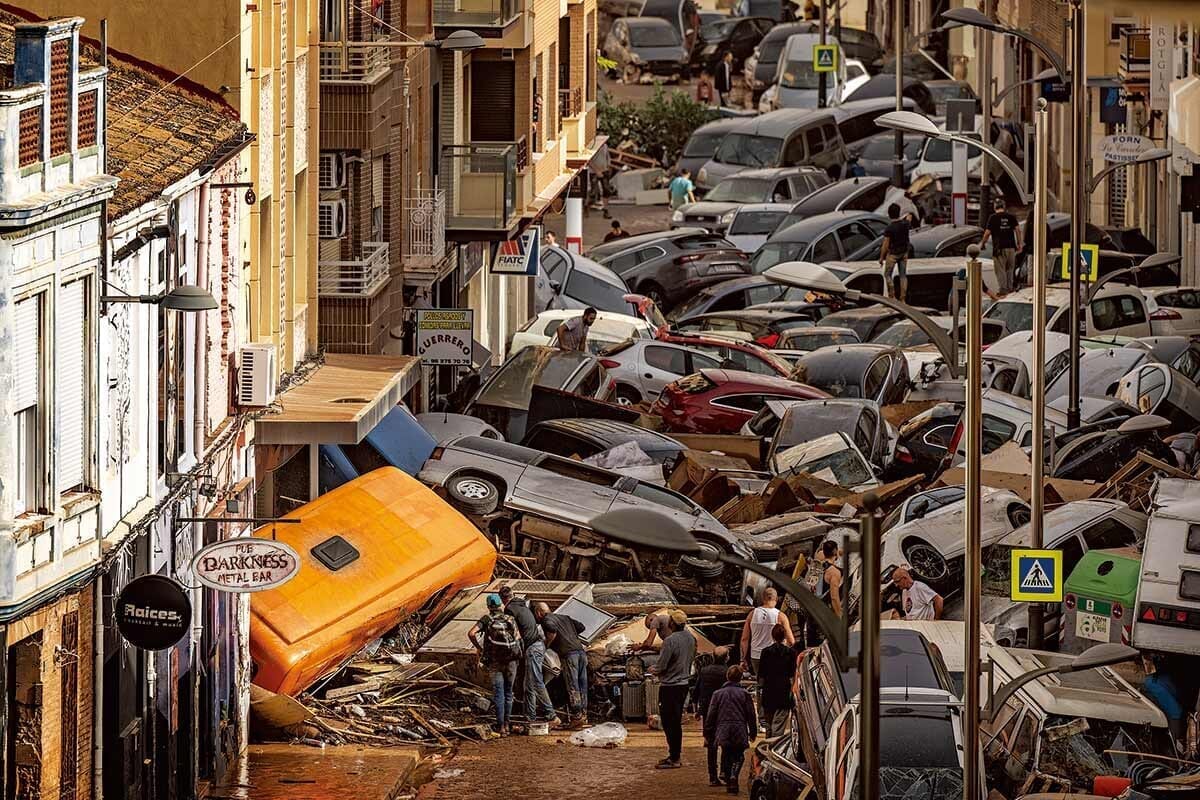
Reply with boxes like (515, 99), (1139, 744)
(433, 0), (520, 29)
(1119, 28), (1150, 83)
(319, 39), (391, 84)
(442, 141), (525, 235)
(403, 189), (447, 271)
(558, 87), (582, 120)
(318, 241), (390, 298)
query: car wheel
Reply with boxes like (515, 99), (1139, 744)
(446, 475), (500, 515)
(641, 283), (667, 308)
(614, 385), (641, 406)
(1007, 503), (1031, 529)
(902, 539), (949, 584)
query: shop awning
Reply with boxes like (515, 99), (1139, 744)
(255, 354), (422, 446)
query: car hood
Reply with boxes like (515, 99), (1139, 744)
(631, 45), (688, 62)
(775, 86), (819, 108)
(680, 201), (743, 217)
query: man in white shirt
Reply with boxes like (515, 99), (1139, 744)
(891, 567), (943, 621)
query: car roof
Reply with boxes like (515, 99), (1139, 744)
(626, 16), (675, 27)
(791, 176), (888, 212)
(1128, 335), (1194, 364)
(529, 418), (684, 449)
(699, 367), (814, 389)
(786, 325), (858, 338)
(737, 108), (839, 137)
(799, 342), (896, 367)
(690, 116), (749, 136)
(910, 223), (982, 247)
(760, 20), (817, 44)
(587, 227), (707, 258)
(997, 499), (1131, 548)
(732, 202), (793, 215)
(770, 210), (888, 241)
(841, 628), (948, 696)
(731, 165), (824, 180)
(688, 308), (811, 321)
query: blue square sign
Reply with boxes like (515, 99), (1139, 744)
(1010, 549), (1063, 602)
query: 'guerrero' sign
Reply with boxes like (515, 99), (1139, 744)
(116, 575), (192, 650)
(416, 309), (474, 366)
(191, 538), (300, 592)
(1098, 134), (1153, 164)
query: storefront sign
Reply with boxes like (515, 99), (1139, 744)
(415, 309), (474, 366)
(491, 226), (541, 275)
(1099, 86), (1127, 125)
(191, 538), (300, 592)
(1150, 21), (1173, 112)
(116, 575), (192, 650)
(1098, 133), (1153, 163)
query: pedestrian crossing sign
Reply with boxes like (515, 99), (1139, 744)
(1010, 549), (1063, 602)
(1061, 242), (1100, 282)
(813, 44), (838, 73)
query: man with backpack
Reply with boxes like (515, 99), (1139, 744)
(535, 601), (589, 729)
(469, 593), (524, 735)
(499, 585), (557, 725)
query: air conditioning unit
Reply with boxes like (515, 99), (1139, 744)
(237, 343), (277, 407)
(318, 152), (346, 190)
(318, 199), (347, 239)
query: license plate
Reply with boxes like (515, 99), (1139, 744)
(1075, 611), (1110, 642)
(710, 263), (742, 273)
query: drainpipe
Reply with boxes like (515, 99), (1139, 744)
(93, 575), (105, 800)
(195, 182), (209, 460)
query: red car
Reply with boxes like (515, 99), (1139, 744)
(651, 369), (830, 434)
(658, 331), (792, 377)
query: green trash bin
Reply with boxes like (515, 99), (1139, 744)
(1061, 547), (1141, 654)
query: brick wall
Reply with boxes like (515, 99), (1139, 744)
(569, 4), (586, 95)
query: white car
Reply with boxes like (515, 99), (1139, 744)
(771, 431), (879, 490)
(509, 309), (655, 357)
(910, 117), (983, 183)
(1141, 286), (1200, 337)
(983, 284), (1156, 339)
(879, 485), (1031, 591)
(723, 203), (791, 254)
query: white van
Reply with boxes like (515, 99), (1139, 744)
(1132, 477), (1200, 656)
(771, 34), (845, 111)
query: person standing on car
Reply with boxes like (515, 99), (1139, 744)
(499, 586), (557, 725)
(758, 623), (796, 737)
(879, 203), (913, 302)
(468, 594), (523, 735)
(715, 51), (734, 107)
(535, 601), (589, 728)
(650, 610), (696, 769)
(980, 197), (1021, 296)
(669, 169), (697, 209)
(704, 664), (757, 794)
(892, 566), (943, 620)
(555, 307), (596, 352)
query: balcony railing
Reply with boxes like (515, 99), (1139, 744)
(559, 87), (583, 119)
(319, 40), (391, 83)
(443, 143), (518, 231)
(318, 241), (390, 297)
(433, 0), (520, 28)
(403, 189), (447, 266)
(1118, 28), (1150, 82)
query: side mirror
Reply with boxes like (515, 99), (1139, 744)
(550, 280), (562, 293)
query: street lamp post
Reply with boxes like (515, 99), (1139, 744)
(818, 0), (828, 108)
(892, 0), (905, 188)
(1067, 0), (1086, 430)
(1028, 97), (1050, 649)
(964, 244), (984, 800)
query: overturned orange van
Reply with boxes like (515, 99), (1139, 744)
(250, 466), (497, 696)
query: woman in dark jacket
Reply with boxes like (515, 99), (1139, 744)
(703, 664), (758, 794)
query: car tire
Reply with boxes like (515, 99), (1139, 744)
(640, 282), (667, 309)
(614, 384), (641, 406)
(902, 538), (949, 584)
(446, 475), (501, 515)
(1007, 503), (1031, 529)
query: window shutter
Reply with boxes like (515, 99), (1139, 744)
(56, 279), (87, 491)
(14, 297), (40, 409)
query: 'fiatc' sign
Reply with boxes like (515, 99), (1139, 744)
(192, 538), (300, 592)
(416, 309), (474, 367)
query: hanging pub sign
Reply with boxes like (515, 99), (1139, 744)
(115, 575), (192, 650)
(191, 538), (301, 593)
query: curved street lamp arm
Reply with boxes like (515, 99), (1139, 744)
(986, 664), (1060, 721)
(996, 29), (1068, 84)
(944, 133), (1032, 203)
(848, 292), (961, 379)
(716, 552), (850, 669)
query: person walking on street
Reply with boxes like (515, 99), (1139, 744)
(650, 610), (696, 769)
(536, 601), (589, 728)
(704, 664), (758, 794)
(696, 68), (715, 106)
(892, 567), (944, 620)
(758, 624), (796, 737)
(694, 647), (731, 787)
(555, 307), (596, 352)
(669, 169), (696, 210)
(715, 51), (734, 107)
(604, 220), (631, 242)
(499, 586), (556, 725)
(468, 594), (523, 735)
(879, 203), (913, 302)
(981, 198), (1021, 295)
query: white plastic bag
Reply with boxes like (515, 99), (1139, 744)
(568, 721), (628, 748)
(604, 634), (632, 655)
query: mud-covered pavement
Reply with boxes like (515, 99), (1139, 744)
(426, 719), (718, 800)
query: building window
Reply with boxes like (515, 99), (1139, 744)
(14, 295), (43, 514)
(49, 38), (71, 158)
(56, 278), (89, 493)
(78, 89), (98, 149)
(19, 106), (41, 167)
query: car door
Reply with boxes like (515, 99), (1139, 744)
(537, 248), (570, 310)
(639, 343), (691, 399)
(509, 455), (620, 524)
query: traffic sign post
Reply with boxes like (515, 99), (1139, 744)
(813, 43), (838, 73)
(1060, 242), (1099, 282)
(1010, 549), (1064, 602)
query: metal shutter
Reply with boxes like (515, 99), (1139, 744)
(14, 296), (40, 409)
(470, 61), (515, 142)
(56, 279), (86, 491)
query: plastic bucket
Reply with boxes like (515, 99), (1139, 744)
(528, 722), (550, 736)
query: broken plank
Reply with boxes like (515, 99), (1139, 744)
(409, 708), (452, 747)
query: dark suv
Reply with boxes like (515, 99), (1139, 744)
(594, 230), (750, 311)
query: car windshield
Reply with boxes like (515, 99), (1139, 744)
(565, 269), (633, 311)
(759, 35), (789, 64)
(475, 348), (590, 409)
(683, 132), (728, 159)
(983, 301), (1059, 333)
(862, 135), (924, 160)
(749, 241), (806, 273)
(783, 330), (857, 350)
(715, 133), (783, 167)
(730, 210), (789, 235)
(778, 441), (873, 485)
(630, 24), (681, 46)
(669, 287), (725, 320)
(852, 767), (964, 800)
(776, 405), (862, 449)
(873, 321), (931, 347)
(779, 59), (820, 89)
(924, 137), (983, 163)
(707, 178), (774, 203)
